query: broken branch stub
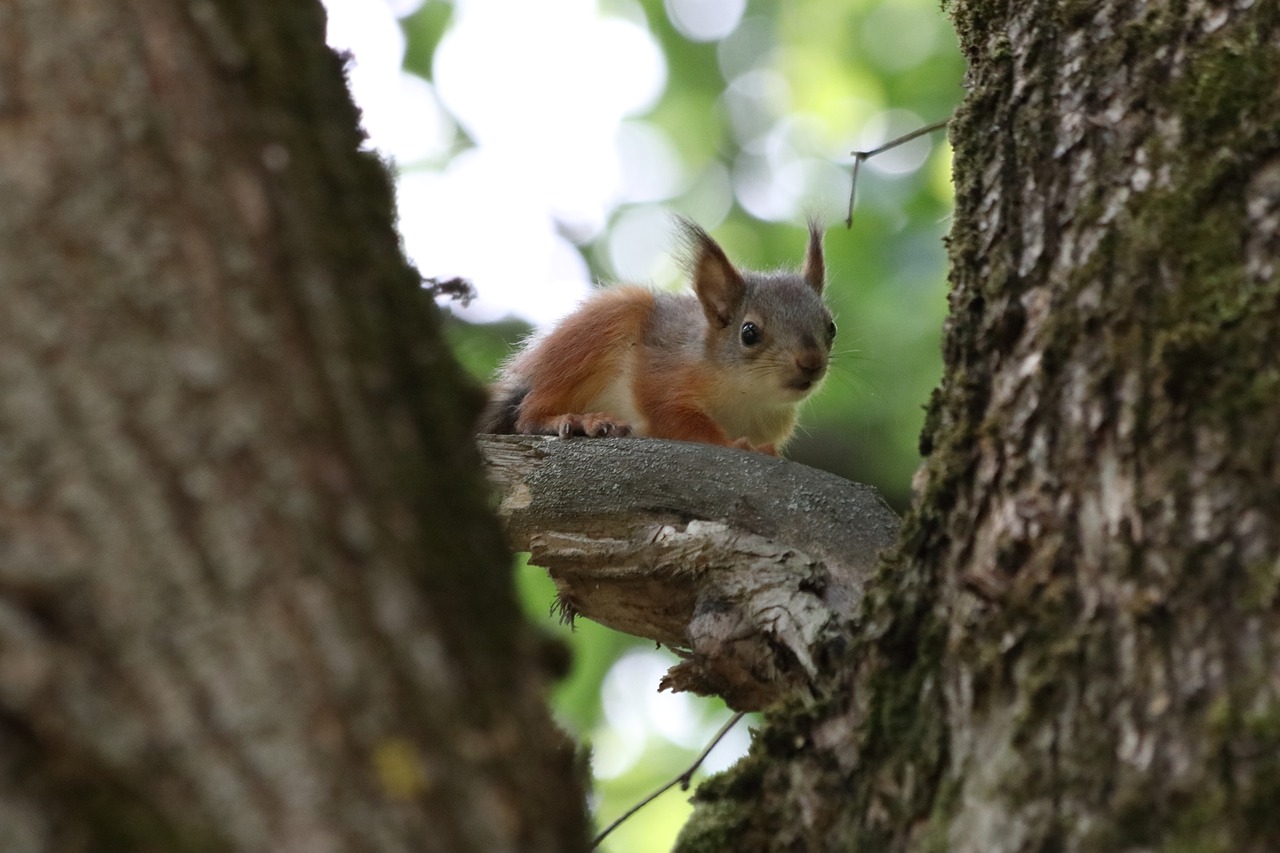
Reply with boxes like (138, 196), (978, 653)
(477, 435), (901, 711)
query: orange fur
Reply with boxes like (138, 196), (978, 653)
(633, 364), (732, 445)
(511, 286), (653, 434)
(478, 221), (834, 455)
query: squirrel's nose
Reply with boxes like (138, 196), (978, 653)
(795, 349), (826, 378)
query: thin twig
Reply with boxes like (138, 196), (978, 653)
(845, 118), (950, 228)
(590, 711), (747, 850)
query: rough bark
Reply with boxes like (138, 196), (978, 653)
(678, 1), (1280, 851)
(0, 2), (586, 851)
(477, 434), (900, 711)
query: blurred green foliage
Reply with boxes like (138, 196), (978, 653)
(408, 0), (963, 848)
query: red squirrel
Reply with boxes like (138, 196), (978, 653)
(477, 220), (835, 454)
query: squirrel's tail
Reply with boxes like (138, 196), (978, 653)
(475, 383), (528, 434)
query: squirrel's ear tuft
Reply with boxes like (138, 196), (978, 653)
(679, 218), (745, 327)
(802, 219), (825, 294)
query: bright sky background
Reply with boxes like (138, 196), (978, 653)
(323, 0), (675, 326)
(319, 0), (934, 326)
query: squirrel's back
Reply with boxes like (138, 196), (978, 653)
(478, 285), (654, 435)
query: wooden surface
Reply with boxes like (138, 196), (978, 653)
(478, 434), (901, 710)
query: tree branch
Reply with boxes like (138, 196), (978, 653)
(477, 435), (901, 710)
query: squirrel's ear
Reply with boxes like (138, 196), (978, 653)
(802, 219), (825, 294)
(681, 219), (745, 327)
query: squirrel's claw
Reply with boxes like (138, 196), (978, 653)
(553, 413), (633, 439)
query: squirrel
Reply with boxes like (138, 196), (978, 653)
(477, 219), (835, 455)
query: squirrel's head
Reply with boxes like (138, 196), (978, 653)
(682, 219), (835, 403)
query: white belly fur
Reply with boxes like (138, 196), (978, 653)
(582, 352), (648, 434)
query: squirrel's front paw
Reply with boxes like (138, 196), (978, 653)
(553, 413), (633, 439)
(731, 437), (777, 455)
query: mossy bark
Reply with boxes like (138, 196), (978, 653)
(679, 1), (1280, 850)
(0, 1), (586, 850)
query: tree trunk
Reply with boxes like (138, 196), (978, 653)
(0, 2), (586, 851)
(679, 2), (1280, 850)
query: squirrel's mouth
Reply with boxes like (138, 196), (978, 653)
(785, 378), (815, 393)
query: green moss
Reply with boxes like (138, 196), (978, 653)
(1164, 790), (1233, 853)
(75, 788), (228, 853)
(1139, 172), (1278, 422)
(1177, 32), (1280, 155)
(677, 703), (796, 849)
(1059, 0), (1098, 28)
(1097, 779), (1233, 853)
(689, 753), (765, 804)
(1240, 750), (1280, 838)
(1145, 692), (1280, 849)
(674, 799), (755, 852)
(918, 773), (963, 853)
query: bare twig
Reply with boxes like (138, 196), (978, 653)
(845, 118), (950, 228)
(590, 711), (748, 850)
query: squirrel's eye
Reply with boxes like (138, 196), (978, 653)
(740, 321), (761, 346)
